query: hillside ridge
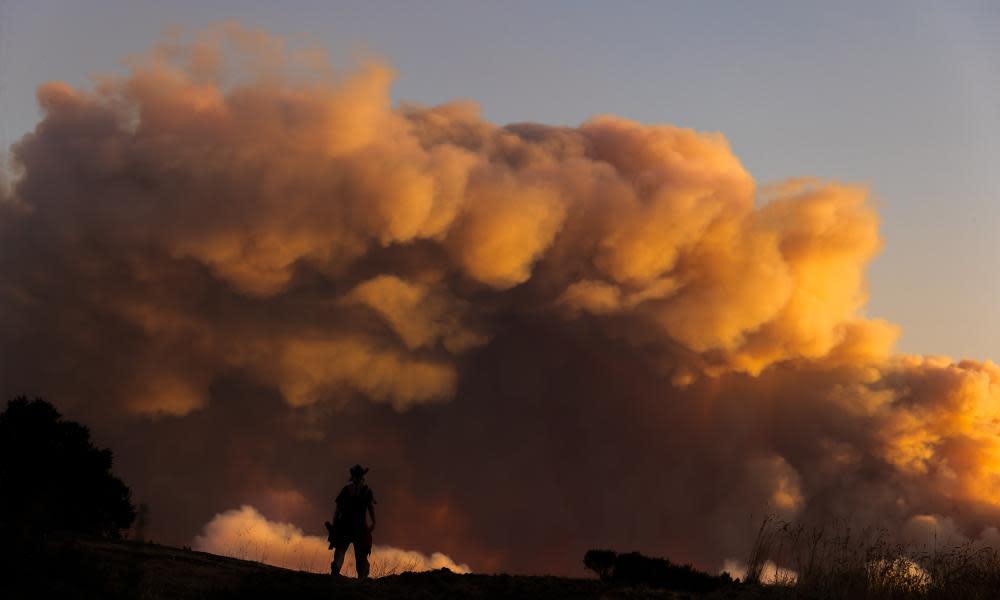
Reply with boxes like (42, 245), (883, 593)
(1, 537), (757, 599)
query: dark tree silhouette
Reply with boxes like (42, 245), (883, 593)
(583, 549), (617, 581)
(0, 396), (135, 538)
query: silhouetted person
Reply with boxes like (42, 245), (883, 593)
(329, 464), (377, 579)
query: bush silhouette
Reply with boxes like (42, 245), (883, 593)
(583, 549), (617, 581)
(0, 396), (135, 538)
(584, 548), (734, 592)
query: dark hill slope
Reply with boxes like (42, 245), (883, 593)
(0, 538), (766, 599)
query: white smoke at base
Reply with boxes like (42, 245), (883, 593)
(720, 558), (798, 585)
(193, 505), (471, 577)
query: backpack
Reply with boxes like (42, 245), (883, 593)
(335, 484), (371, 531)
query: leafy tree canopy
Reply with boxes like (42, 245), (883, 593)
(0, 397), (135, 538)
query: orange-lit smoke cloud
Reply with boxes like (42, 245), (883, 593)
(2, 24), (999, 574)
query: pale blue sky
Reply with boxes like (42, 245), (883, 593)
(1, 0), (998, 361)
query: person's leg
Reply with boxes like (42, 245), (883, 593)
(354, 538), (371, 580)
(331, 539), (349, 575)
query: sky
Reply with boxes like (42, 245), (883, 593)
(3, 0), (1000, 578)
(2, 0), (999, 361)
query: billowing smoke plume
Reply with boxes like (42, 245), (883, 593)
(193, 505), (469, 576)
(2, 24), (999, 574)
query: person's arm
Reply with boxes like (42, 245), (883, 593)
(367, 503), (377, 532)
(333, 488), (344, 522)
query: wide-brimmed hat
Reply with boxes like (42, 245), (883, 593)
(349, 464), (369, 478)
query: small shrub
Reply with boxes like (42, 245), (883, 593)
(612, 551), (732, 593)
(583, 548), (734, 593)
(583, 549), (617, 581)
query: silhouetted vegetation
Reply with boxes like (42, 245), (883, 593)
(583, 548), (735, 593)
(583, 549), (616, 581)
(742, 515), (1000, 599)
(0, 396), (135, 539)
